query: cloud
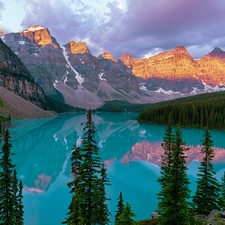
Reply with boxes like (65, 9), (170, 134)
(0, 1), (4, 18)
(17, 0), (225, 59)
(99, 0), (225, 58)
(19, 0), (96, 44)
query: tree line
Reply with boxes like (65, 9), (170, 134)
(138, 92), (225, 130)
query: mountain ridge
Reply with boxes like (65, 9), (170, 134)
(1, 25), (225, 109)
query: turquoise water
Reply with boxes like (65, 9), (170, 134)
(8, 113), (225, 225)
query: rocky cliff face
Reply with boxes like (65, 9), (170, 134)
(64, 41), (90, 54)
(2, 25), (225, 109)
(98, 52), (117, 62)
(120, 46), (225, 93)
(1, 25), (143, 108)
(0, 38), (46, 108)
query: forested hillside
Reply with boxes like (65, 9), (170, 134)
(138, 91), (225, 130)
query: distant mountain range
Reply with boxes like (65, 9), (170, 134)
(1, 25), (225, 109)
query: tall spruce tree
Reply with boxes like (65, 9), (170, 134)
(115, 202), (136, 225)
(96, 163), (111, 225)
(193, 129), (221, 215)
(0, 129), (15, 225)
(158, 127), (192, 225)
(17, 180), (24, 225)
(12, 169), (19, 224)
(63, 108), (110, 225)
(221, 172), (225, 210)
(115, 192), (125, 223)
(63, 139), (84, 225)
(0, 129), (24, 225)
(158, 123), (174, 215)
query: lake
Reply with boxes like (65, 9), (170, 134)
(8, 112), (225, 225)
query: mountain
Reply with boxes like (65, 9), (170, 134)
(1, 25), (225, 109)
(2, 25), (163, 109)
(0, 37), (48, 109)
(0, 86), (53, 119)
(120, 46), (225, 94)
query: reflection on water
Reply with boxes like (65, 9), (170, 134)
(9, 113), (225, 225)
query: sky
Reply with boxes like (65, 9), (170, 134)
(0, 0), (225, 59)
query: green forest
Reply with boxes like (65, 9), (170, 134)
(138, 91), (225, 130)
(1, 109), (225, 224)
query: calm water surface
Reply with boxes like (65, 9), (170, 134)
(8, 113), (225, 225)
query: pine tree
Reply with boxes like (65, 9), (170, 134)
(158, 123), (174, 215)
(12, 169), (19, 225)
(221, 172), (225, 210)
(96, 163), (111, 225)
(17, 180), (24, 225)
(115, 192), (125, 223)
(63, 138), (84, 225)
(79, 108), (102, 225)
(0, 129), (15, 225)
(159, 127), (192, 225)
(63, 108), (111, 225)
(115, 202), (136, 225)
(193, 129), (221, 215)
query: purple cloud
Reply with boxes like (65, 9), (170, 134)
(17, 0), (225, 59)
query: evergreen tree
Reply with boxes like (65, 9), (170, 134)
(17, 180), (24, 225)
(12, 170), (24, 225)
(159, 127), (192, 225)
(115, 202), (136, 225)
(115, 192), (125, 223)
(193, 129), (221, 215)
(79, 108), (102, 225)
(96, 163), (111, 225)
(63, 137), (84, 225)
(0, 129), (15, 225)
(158, 123), (174, 215)
(221, 172), (225, 210)
(12, 169), (19, 224)
(63, 108), (111, 225)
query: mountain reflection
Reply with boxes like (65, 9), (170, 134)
(120, 141), (225, 166)
(9, 113), (225, 193)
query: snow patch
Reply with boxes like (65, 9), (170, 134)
(191, 87), (198, 95)
(53, 80), (59, 90)
(99, 72), (106, 81)
(32, 53), (39, 57)
(140, 83), (148, 91)
(62, 72), (68, 84)
(155, 88), (182, 95)
(78, 57), (85, 64)
(61, 46), (84, 85)
(26, 26), (45, 32)
(202, 81), (225, 92)
(1, 36), (5, 42)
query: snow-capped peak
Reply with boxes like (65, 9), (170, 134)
(26, 25), (45, 32)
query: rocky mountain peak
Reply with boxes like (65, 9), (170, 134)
(170, 46), (190, 56)
(120, 52), (133, 68)
(98, 52), (117, 62)
(64, 41), (90, 54)
(21, 25), (59, 48)
(0, 30), (8, 36)
(208, 47), (225, 58)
